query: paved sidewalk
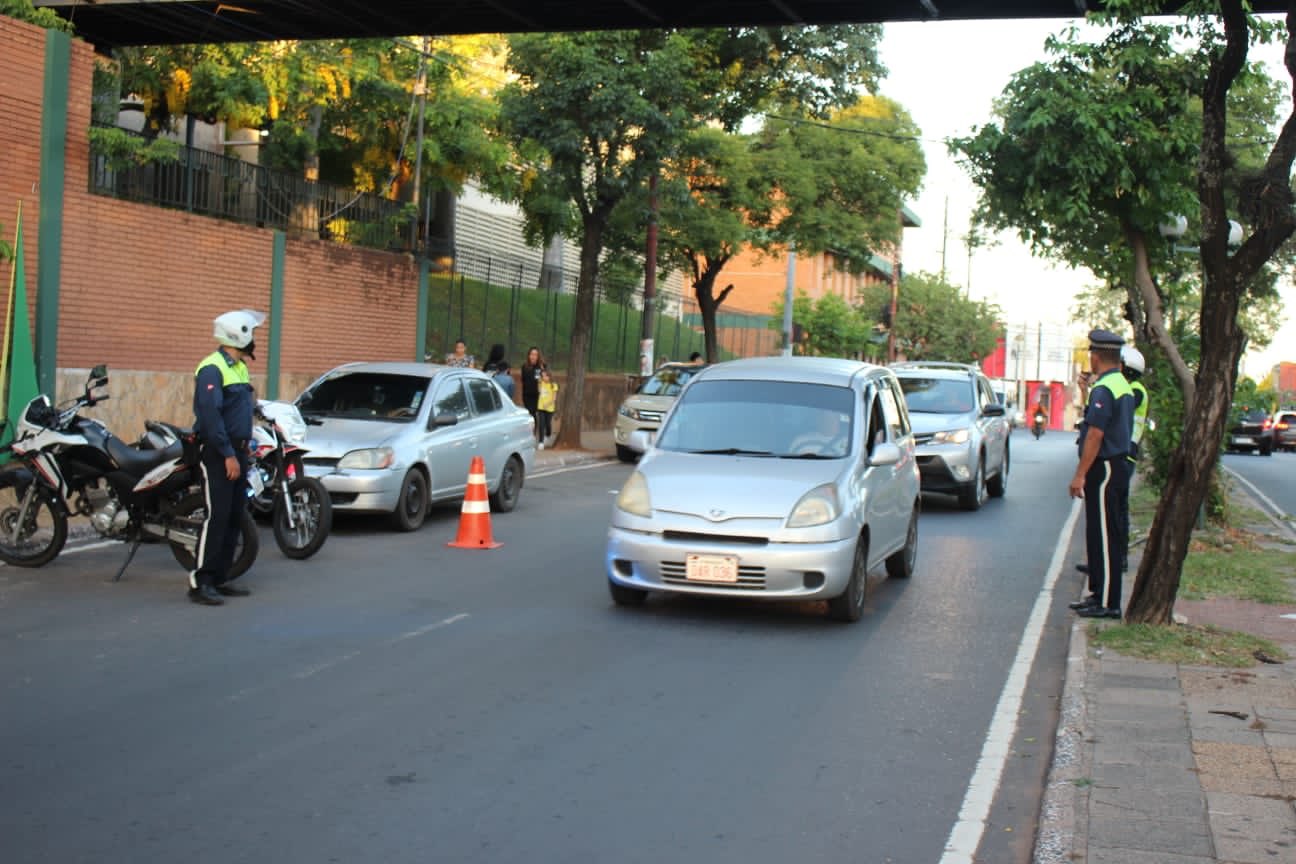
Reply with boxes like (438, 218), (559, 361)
(531, 426), (618, 470)
(1038, 496), (1296, 863)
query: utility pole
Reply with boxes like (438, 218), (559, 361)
(939, 195), (948, 282)
(887, 260), (899, 363)
(1036, 322), (1043, 381)
(640, 170), (658, 373)
(782, 242), (796, 357)
(410, 36), (429, 253)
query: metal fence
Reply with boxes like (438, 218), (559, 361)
(426, 247), (778, 373)
(89, 127), (409, 251)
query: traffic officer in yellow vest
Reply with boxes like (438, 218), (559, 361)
(1120, 345), (1150, 569)
(1068, 329), (1135, 619)
(189, 309), (264, 606)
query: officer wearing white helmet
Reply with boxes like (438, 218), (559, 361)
(1120, 344), (1150, 569)
(189, 309), (265, 606)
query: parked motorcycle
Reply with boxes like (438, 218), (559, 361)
(1032, 411), (1047, 440)
(249, 400), (331, 559)
(0, 366), (258, 580)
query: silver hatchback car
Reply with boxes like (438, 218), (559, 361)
(296, 362), (536, 530)
(605, 357), (921, 622)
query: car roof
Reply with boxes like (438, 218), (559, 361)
(694, 356), (885, 387)
(324, 361), (476, 378)
(890, 362), (980, 381)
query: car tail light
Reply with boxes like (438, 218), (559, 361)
(1262, 419), (1272, 430)
(1278, 422), (1290, 431)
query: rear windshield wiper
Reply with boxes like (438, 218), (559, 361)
(687, 447), (773, 456)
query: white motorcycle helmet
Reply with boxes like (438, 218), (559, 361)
(1121, 345), (1146, 375)
(214, 309), (267, 360)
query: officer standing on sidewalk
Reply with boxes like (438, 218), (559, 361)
(1068, 329), (1135, 619)
(1120, 345), (1150, 568)
(189, 309), (264, 607)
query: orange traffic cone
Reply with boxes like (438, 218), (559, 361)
(447, 455), (502, 549)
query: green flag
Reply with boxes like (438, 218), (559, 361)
(2, 207), (41, 452)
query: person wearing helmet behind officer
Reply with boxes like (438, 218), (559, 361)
(188, 309), (264, 606)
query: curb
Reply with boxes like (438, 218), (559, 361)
(1034, 617), (1093, 864)
(533, 450), (618, 471)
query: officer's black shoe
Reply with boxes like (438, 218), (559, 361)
(188, 585), (224, 606)
(215, 582), (251, 597)
(1076, 606), (1121, 619)
(1075, 563), (1089, 574)
(1068, 595), (1098, 610)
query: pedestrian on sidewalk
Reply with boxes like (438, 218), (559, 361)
(444, 338), (475, 368)
(521, 346), (547, 438)
(536, 368), (557, 448)
(483, 344), (515, 399)
(1069, 329), (1135, 619)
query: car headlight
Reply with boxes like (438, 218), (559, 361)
(616, 470), (652, 517)
(337, 447), (395, 470)
(931, 428), (970, 445)
(619, 405), (641, 421)
(787, 483), (840, 528)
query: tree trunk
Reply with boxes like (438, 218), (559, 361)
(552, 218), (605, 450)
(293, 104), (324, 240)
(692, 254), (732, 363)
(1126, 226), (1196, 408)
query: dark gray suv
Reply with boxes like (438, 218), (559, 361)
(891, 362), (1011, 510)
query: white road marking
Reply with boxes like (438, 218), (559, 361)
(530, 460), (619, 480)
(939, 498), (1083, 864)
(386, 612), (470, 645)
(1221, 465), (1296, 542)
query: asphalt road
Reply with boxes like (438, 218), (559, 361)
(1, 434), (1085, 864)
(1222, 448), (1296, 522)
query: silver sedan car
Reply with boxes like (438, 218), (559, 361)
(605, 357), (921, 622)
(296, 362), (536, 530)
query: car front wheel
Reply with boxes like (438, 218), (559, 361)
(391, 468), (429, 531)
(828, 537), (868, 622)
(958, 458), (987, 511)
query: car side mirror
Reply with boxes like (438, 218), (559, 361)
(869, 442), (902, 467)
(628, 429), (655, 452)
(429, 411), (458, 430)
(982, 404), (1006, 417)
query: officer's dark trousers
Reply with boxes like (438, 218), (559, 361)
(192, 445), (248, 589)
(1084, 457), (1130, 611)
(1118, 458), (1136, 572)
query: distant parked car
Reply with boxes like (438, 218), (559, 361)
(613, 362), (707, 462)
(1225, 406), (1276, 456)
(295, 362), (536, 530)
(1274, 410), (1296, 452)
(891, 361), (1011, 511)
(606, 356), (920, 623)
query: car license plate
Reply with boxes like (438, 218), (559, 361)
(686, 553), (738, 583)
(1231, 435), (1254, 446)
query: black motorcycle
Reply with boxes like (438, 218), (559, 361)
(0, 366), (257, 581)
(248, 400), (332, 559)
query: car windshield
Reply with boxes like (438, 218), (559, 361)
(897, 377), (976, 414)
(640, 366), (701, 397)
(655, 379), (855, 459)
(296, 371), (429, 422)
(1237, 408), (1270, 423)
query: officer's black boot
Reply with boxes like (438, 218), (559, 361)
(188, 584), (224, 606)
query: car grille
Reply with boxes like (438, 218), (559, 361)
(663, 530), (768, 546)
(637, 410), (664, 423)
(914, 433), (935, 446)
(660, 561), (766, 590)
(303, 457), (340, 468)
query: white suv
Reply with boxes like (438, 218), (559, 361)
(891, 362), (1011, 511)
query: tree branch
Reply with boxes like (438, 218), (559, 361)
(1127, 226), (1196, 409)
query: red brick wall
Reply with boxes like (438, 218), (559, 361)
(1, 14), (418, 390)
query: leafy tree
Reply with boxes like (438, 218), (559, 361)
(858, 271), (1002, 363)
(769, 291), (869, 359)
(0, 0), (73, 32)
(498, 30), (710, 448)
(951, 0), (1296, 624)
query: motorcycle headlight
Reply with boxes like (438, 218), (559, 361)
(338, 447), (395, 470)
(931, 428), (970, 445)
(787, 484), (840, 528)
(615, 471), (652, 517)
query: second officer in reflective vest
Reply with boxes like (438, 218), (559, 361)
(1120, 345), (1150, 571)
(1069, 329), (1135, 619)
(189, 309), (264, 607)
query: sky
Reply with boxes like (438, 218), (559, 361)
(877, 16), (1296, 381)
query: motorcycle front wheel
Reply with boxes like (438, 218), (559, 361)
(272, 476), (332, 560)
(169, 492), (259, 580)
(0, 473), (67, 567)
